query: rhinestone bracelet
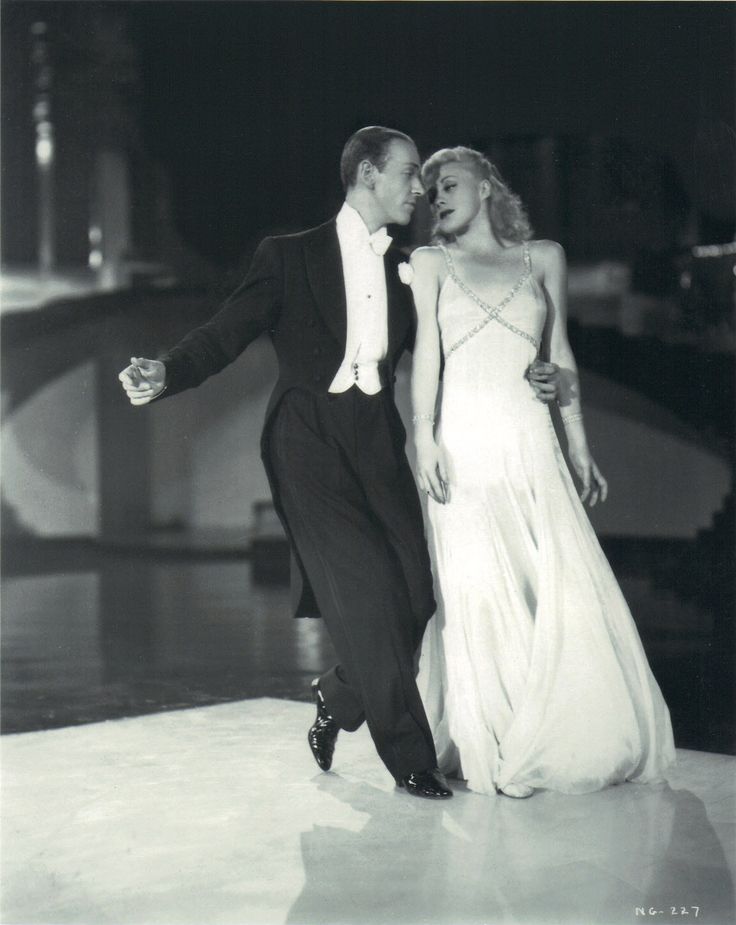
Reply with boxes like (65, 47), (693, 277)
(562, 412), (584, 427)
(412, 413), (435, 424)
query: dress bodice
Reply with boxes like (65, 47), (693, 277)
(435, 242), (551, 443)
(436, 243), (547, 370)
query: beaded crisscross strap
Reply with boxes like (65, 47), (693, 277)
(440, 243), (541, 357)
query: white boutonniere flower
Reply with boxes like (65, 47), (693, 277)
(398, 262), (414, 285)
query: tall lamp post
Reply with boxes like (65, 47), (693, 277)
(30, 20), (55, 277)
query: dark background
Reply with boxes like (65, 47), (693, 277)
(3, 1), (734, 266)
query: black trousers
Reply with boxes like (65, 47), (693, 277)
(268, 386), (437, 780)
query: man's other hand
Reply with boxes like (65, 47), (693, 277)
(527, 360), (559, 404)
(118, 357), (166, 406)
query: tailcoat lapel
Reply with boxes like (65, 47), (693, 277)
(304, 219), (412, 359)
(304, 220), (348, 346)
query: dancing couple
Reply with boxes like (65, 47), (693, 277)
(120, 126), (674, 800)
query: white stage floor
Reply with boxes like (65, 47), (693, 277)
(3, 699), (734, 925)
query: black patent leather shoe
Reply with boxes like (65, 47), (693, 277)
(307, 679), (339, 771)
(397, 769), (453, 799)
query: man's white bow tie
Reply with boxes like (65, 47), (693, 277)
(368, 228), (392, 256)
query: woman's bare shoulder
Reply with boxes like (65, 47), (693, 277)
(409, 246), (447, 288)
(410, 245), (445, 266)
(529, 239), (566, 268)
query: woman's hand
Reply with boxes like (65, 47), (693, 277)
(415, 435), (450, 504)
(567, 439), (608, 506)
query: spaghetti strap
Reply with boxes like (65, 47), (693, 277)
(523, 242), (531, 272)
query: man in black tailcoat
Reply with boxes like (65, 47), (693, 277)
(119, 126), (555, 799)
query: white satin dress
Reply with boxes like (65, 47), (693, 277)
(416, 243), (675, 796)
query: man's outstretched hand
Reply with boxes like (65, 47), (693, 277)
(118, 357), (166, 406)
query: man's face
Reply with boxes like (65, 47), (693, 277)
(371, 139), (424, 226)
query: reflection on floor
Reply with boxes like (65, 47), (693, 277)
(1, 547), (336, 733)
(3, 699), (734, 925)
(1, 542), (733, 755)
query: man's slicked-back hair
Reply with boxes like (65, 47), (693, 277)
(340, 126), (414, 192)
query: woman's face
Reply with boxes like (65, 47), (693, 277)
(431, 161), (489, 235)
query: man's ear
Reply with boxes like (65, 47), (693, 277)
(357, 159), (376, 189)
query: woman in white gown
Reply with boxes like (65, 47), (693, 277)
(410, 147), (675, 798)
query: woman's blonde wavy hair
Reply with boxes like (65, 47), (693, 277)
(421, 146), (533, 244)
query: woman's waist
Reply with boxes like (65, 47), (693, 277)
(441, 335), (539, 368)
(439, 386), (550, 424)
(441, 368), (541, 399)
